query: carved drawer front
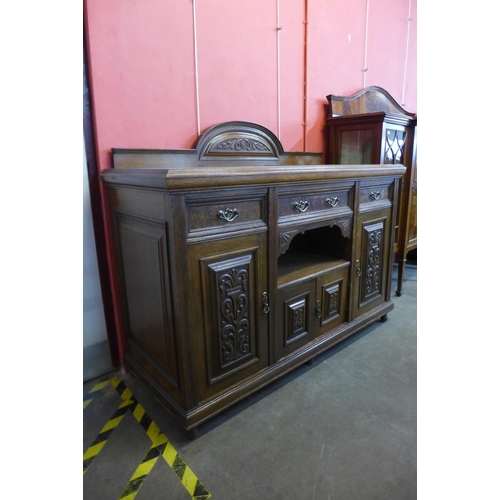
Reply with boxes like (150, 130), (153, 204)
(277, 186), (352, 222)
(359, 181), (392, 209)
(185, 191), (267, 238)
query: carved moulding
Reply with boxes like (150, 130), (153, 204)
(329, 218), (352, 239)
(278, 218), (352, 255)
(279, 230), (302, 255)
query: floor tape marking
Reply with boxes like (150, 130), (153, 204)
(162, 443), (211, 499)
(118, 435), (168, 500)
(83, 379), (111, 409)
(111, 377), (211, 499)
(83, 375), (211, 498)
(83, 398), (138, 474)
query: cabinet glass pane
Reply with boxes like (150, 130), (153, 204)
(384, 129), (406, 164)
(340, 130), (373, 164)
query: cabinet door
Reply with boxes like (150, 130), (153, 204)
(381, 124), (411, 166)
(186, 233), (269, 401)
(274, 265), (349, 361)
(316, 266), (349, 336)
(330, 124), (381, 165)
(352, 209), (393, 318)
(275, 280), (316, 360)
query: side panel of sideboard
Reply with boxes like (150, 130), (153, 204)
(108, 187), (187, 412)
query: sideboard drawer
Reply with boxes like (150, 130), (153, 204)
(359, 182), (392, 209)
(186, 193), (267, 234)
(278, 188), (351, 221)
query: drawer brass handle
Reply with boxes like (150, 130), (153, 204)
(316, 300), (322, 319)
(326, 197), (339, 207)
(293, 200), (309, 213)
(262, 292), (270, 314)
(369, 191), (381, 201)
(355, 259), (362, 277)
(218, 208), (240, 222)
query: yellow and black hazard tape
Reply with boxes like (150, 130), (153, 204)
(83, 375), (211, 499)
(83, 379), (110, 410)
(83, 397), (137, 474)
(118, 432), (168, 500)
(162, 438), (211, 500)
(110, 378), (160, 441)
(118, 431), (211, 500)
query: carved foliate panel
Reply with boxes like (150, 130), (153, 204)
(218, 267), (251, 367)
(361, 221), (384, 303)
(213, 137), (272, 154)
(209, 256), (253, 370)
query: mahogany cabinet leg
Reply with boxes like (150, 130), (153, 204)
(396, 258), (407, 297)
(305, 357), (316, 366)
(380, 314), (388, 322)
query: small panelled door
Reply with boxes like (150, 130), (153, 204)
(274, 264), (350, 361)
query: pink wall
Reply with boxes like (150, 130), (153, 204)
(84, 0), (417, 366)
(86, 0), (416, 167)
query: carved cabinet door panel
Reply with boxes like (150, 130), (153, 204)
(315, 266), (350, 337)
(275, 279), (316, 361)
(352, 209), (393, 319)
(186, 232), (269, 402)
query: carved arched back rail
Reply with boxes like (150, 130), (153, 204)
(112, 121), (322, 169)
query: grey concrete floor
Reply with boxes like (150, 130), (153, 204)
(83, 263), (417, 500)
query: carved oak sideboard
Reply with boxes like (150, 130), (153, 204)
(101, 121), (405, 436)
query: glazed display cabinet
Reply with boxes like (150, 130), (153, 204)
(326, 87), (417, 296)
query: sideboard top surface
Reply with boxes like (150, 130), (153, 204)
(101, 164), (406, 190)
